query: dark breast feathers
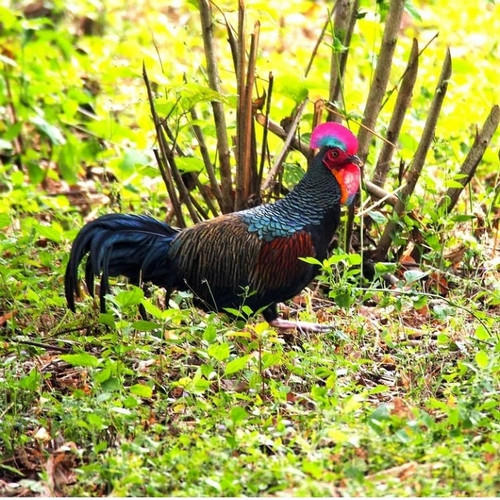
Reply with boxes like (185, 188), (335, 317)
(167, 214), (319, 318)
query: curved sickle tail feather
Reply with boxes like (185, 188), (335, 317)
(65, 213), (179, 312)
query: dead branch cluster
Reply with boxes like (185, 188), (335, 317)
(145, 0), (499, 269)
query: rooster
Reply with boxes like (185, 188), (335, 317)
(65, 122), (361, 330)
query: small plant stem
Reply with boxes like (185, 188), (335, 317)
(305, 1), (338, 78)
(161, 122), (203, 224)
(257, 72), (274, 188)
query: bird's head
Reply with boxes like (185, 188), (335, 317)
(310, 122), (361, 205)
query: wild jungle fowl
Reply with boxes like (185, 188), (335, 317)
(65, 122), (361, 330)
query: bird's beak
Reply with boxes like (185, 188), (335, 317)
(349, 154), (362, 167)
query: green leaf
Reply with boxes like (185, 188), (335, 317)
(404, 269), (428, 284)
(404, 0), (422, 21)
(19, 368), (40, 391)
(225, 355), (250, 375)
(60, 352), (99, 368)
(119, 149), (150, 173)
(0, 213), (10, 229)
(474, 324), (490, 341)
(230, 406), (248, 425)
(176, 156), (204, 173)
(132, 320), (160, 331)
(203, 324), (217, 343)
(208, 342), (230, 362)
(130, 383), (153, 398)
(30, 114), (66, 146)
(27, 161), (45, 184)
(115, 287), (144, 308)
(34, 222), (62, 243)
(369, 211), (387, 225)
(261, 352), (281, 369)
(475, 350), (489, 369)
(58, 140), (80, 184)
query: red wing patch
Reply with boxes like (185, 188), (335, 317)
(252, 231), (315, 292)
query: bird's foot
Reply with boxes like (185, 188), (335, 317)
(269, 317), (333, 333)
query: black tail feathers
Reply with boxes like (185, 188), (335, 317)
(65, 213), (179, 312)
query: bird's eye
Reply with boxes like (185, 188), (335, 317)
(329, 149), (339, 159)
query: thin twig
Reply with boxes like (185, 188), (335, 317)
(261, 99), (308, 193)
(379, 32), (438, 112)
(255, 112), (309, 156)
(14, 340), (71, 353)
(161, 122), (201, 224)
(258, 72), (274, 187)
(189, 107), (224, 216)
(304, 1), (338, 78)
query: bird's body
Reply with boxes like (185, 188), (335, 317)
(65, 122), (361, 329)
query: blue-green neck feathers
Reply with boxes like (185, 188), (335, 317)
(240, 157), (341, 242)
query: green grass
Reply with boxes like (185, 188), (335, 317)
(1, 0), (499, 496)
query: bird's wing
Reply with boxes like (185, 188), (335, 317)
(168, 214), (263, 296)
(168, 215), (317, 312)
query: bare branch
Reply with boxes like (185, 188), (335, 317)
(305, 1), (338, 78)
(372, 38), (419, 188)
(328, 0), (359, 122)
(236, 20), (260, 210)
(356, 0), (405, 162)
(438, 104), (500, 213)
(258, 73), (274, 187)
(199, 0), (234, 213)
(189, 107), (224, 216)
(143, 64), (185, 226)
(255, 113), (309, 156)
(374, 48), (453, 261)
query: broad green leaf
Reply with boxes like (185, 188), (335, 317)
(0, 213), (10, 229)
(119, 149), (150, 173)
(60, 352), (99, 368)
(225, 355), (250, 375)
(230, 406), (248, 425)
(404, 269), (428, 284)
(115, 287), (144, 308)
(19, 368), (40, 391)
(404, 0), (423, 21)
(34, 222), (62, 243)
(58, 140), (80, 184)
(176, 156), (204, 173)
(208, 342), (230, 362)
(474, 324), (490, 341)
(132, 320), (160, 331)
(475, 350), (489, 369)
(130, 384), (153, 398)
(30, 114), (66, 146)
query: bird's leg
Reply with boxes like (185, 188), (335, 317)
(269, 317), (333, 333)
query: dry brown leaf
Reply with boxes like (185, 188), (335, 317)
(45, 442), (78, 497)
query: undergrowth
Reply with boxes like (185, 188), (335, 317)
(1, 0), (499, 496)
